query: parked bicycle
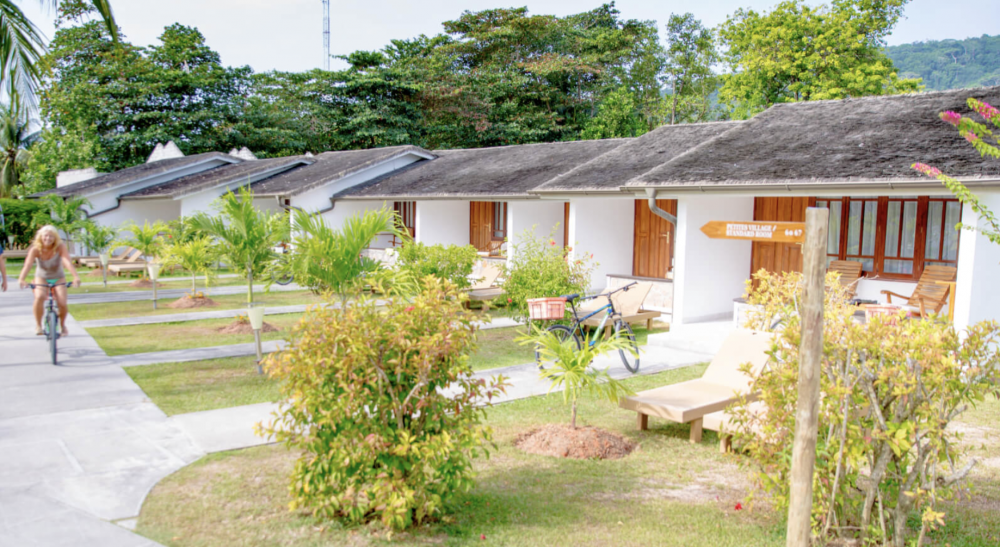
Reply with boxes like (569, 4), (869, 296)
(29, 280), (72, 365)
(532, 281), (641, 373)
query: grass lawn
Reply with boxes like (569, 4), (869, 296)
(136, 364), (788, 547)
(133, 364), (1000, 547)
(72, 275), (247, 294)
(70, 290), (323, 322)
(87, 313), (304, 356)
(125, 356), (279, 416)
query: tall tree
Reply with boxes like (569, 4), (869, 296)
(717, 0), (921, 119)
(662, 13), (718, 125)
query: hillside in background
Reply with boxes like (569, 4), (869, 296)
(887, 34), (1000, 91)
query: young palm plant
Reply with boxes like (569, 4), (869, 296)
(79, 221), (116, 258)
(162, 236), (216, 294)
(116, 220), (168, 279)
(0, 99), (37, 198)
(521, 325), (637, 428)
(284, 207), (401, 303)
(192, 188), (289, 305)
(33, 194), (92, 251)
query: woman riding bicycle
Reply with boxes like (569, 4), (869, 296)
(17, 225), (81, 336)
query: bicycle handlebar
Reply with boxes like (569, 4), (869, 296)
(28, 281), (72, 289)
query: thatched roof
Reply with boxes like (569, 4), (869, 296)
(630, 86), (1000, 190)
(340, 139), (627, 200)
(120, 157), (311, 200)
(37, 153), (237, 198)
(534, 122), (741, 193)
(250, 145), (434, 197)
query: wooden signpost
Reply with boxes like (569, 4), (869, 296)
(702, 211), (828, 547)
(700, 220), (806, 244)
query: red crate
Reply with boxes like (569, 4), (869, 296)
(526, 297), (567, 320)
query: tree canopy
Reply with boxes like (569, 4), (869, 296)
(887, 34), (1000, 91)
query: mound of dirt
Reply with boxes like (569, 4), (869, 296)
(515, 424), (636, 460)
(167, 295), (219, 309)
(128, 279), (161, 288)
(216, 320), (280, 335)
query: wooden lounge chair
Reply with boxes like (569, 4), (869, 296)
(468, 261), (503, 309)
(880, 265), (957, 316)
(79, 247), (141, 268)
(618, 329), (773, 443)
(827, 260), (863, 297)
(109, 260), (152, 277)
(580, 282), (661, 335)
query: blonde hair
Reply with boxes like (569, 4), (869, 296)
(33, 225), (62, 252)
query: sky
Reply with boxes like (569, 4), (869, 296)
(17, 0), (1000, 73)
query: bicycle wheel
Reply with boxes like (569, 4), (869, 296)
(534, 324), (581, 368)
(614, 320), (639, 373)
(48, 310), (59, 365)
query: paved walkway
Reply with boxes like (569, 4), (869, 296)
(0, 281), (726, 546)
(68, 283), (303, 305)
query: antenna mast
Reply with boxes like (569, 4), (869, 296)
(322, 0), (330, 70)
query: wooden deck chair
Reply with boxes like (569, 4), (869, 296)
(618, 329), (773, 443)
(108, 261), (150, 276)
(80, 247), (141, 268)
(881, 265), (957, 316)
(827, 260), (863, 297)
(468, 261), (504, 309)
(580, 282), (660, 334)
(702, 402), (767, 454)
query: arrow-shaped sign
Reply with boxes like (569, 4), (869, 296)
(700, 220), (806, 243)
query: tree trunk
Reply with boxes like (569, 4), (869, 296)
(191, 272), (196, 293)
(247, 265), (254, 305)
(571, 399), (577, 429)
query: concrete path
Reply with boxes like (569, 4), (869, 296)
(78, 304), (313, 329)
(68, 283), (303, 305)
(0, 287), (201, 546)
(76, 273), (240, 288)
(105, 317), (524, 366)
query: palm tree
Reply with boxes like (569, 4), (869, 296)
(0, 99), (37, 197)
(116, 220), (167, 278)
(162, 236), (216, 293)
(192, 188), (289, 305)
(1, 1), (117, 104)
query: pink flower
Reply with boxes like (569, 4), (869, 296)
(939, 111), (962, 126)
(735, 502), (743, 511)
(404, 306), (414, 312)
(507, 298), (512, 303)
(972, 100), (1000, 121)
(912, 162), (942, 177)
(962, 130), (979, 144)
(549, 240), (556, 246)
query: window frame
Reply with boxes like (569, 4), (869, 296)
(814, 196), (961, 281)
(491, 201), (507, 241)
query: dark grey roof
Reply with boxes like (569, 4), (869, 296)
(250, 145), (434, 197)
(120, 157), (311, 200)
(37, 153), (238, 198)
(535, 122), (741, 193)
(340, 139), (628, 199)
(630, 86), (1000, 189)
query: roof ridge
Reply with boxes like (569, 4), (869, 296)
(763, 85), (1000, 112)
(430, 138), (632, 154)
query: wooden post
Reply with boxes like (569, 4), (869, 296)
(786, 207), (828, 547)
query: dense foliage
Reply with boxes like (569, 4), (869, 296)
(734, 270), (1000, 546)
(501, 229), (596, 323)
(0, 198), (44, 246)
(395, 241), (479, 290)
(261, 278), (505, 529)
(718, 0), (921, 119)
(887, 34), (1000, 91)
(662, 13), (719, 125)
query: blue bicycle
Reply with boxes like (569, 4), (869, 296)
(534, 281), (641, 373)
(29, 280), (71, 365)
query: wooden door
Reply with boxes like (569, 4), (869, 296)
(750, 197), (815, 275)
(469, 201), (493, 253)
(632, 199), (676, 278)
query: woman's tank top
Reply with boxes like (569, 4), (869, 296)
(36, 252), (65, 281)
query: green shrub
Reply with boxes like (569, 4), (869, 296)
(0, 198), (45, 246)
(732, 269), (1000, 546)
(501, 227), (597, 322)
(396, 241), (479, 290)
(260, 278), (506, 530)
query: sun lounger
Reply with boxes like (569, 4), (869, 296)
(881, 265), (957, 317)
(580, 282), (661, 335)
(468, 261), (503, 309)
(618, 329), (773, 443)
(827, 260), (863, 297)
(79, 247), (141, 268)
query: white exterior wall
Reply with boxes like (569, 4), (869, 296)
(954, 191), (1000, 331)
(854, 279), (918, 304)
(507, 200), (565, 261)
(568, 198), (634, 291)
(415, 201), (470, 247)
(179, 191), (220, 218)
(322, 200), (395, 248)
(672, 196), (754, 325)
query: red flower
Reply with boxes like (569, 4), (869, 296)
(507, 298), (512, 303)
(480, 534), (486, 540)
(735, 502), (743, 511)
(549, 240), (556, 245)
(404, 306), (414, 312)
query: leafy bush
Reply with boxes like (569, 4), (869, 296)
(396, 241), (479, 290)
(0, 198), (44, 247)
(501, 227), (596, 322)
(260, 278), (506, 530)
(732, 269), (1000, 546)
